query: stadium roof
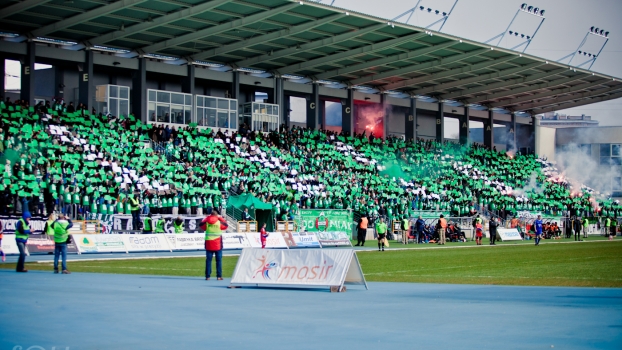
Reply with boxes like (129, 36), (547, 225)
(1, 0), (621, 115)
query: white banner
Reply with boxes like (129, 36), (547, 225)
(72, 234), (128, 253)
(165, 234), (204, 251)
(1, 234), (21, 255)
(230, 248), (367, 289)
(222, 232), (252, 249)
(123, 234), (171, 252)
(497, 228), (523, 241)
(246, 232), (288, 249)
(315, 231), (352, 247)
(281, 232), (321, 248)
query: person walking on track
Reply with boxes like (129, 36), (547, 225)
(376, 217), (388, 251)
(356, 214), (368, 247)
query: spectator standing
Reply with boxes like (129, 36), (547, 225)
(437, 214), (447, 245)
(260, 223), (268, 248)
(376, 217), (388, 251)
(415, 216), (425, 244)
(534, 215), (543, 246)
(574, 217), (583, 241)
(201, 210), (228, 280)
(173, 216), (184, 234)
(475, 222), (483, 245)
(489, 218), (498, 245)
(356, 214), (368, 247)
(128, 194), (141, 231)
(52, 214), (72, 274)
(582, 216), (589, 239)
(15, 212), (32, 272)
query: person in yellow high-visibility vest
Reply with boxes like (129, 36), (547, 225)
(52, 214), (73, 274)
(200, 210), (228, 280)
(173, 216), (184, 234)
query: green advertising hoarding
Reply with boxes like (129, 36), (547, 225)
(297, 210), (354, 238)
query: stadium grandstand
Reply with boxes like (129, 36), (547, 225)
(1, 0), (621, 235)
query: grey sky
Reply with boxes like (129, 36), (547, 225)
(322, 0), (622, 126)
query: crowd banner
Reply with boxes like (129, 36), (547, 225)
(315, 231), (353, 247)
(123, 234), (171, 252)
(496, 228), (523, 241)
(229, 248), (367, 290)
(0, 234), (21, 255)
(281, 232), (321, 248)
(109, 215), (204, 234)
(246, 232), (288, 249)
(26, 234), (79, 254)
(0, 215), (47, 234)
(297, 210), (353, 238)
(72, 234), (128, 253)
(165, 234), (205, 251)
(222, 232), (253, 250)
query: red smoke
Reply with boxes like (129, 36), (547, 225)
(354, 102), (385, 138)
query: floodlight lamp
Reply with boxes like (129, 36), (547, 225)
(521, 3), (528, 10)
(427, 8), (432, 12)
(595, 28), (599, 34)
(442, 12), (447, 16)
(420, 6), (424, 10)
(539, 9), (545, 16)
(526, 36), (531, 40)
(515, 32), (519, 36)
(527, 6), (533, 12)
(590, 26), (595, 32)
(534, 7), (539, 14)
(578, 50), (582, 54)
(600, 29), (605, 35)
(435, 10), (440, 15)
(588, 53), (592, 57)
(605, 31), (609, 37)
(521, 34), (525, 38)
(509, 31), (513, 35)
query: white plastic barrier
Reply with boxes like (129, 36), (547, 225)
(497, 228), (523, 241)
(165, 234), (205, 251)
(72, 234), (128, 253)
(230, 248), (367, 290)
(123, 235), (171, 252)
(0, 234), (21, 254)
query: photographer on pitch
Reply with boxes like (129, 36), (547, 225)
(52, 213), (73, 274)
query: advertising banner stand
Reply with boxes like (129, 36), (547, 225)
(496, 228), (523, 241)
(229, 248), (367, 292)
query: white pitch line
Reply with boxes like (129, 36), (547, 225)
(33, 253), (241, 264)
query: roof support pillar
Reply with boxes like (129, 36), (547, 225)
(484, 109), (494, 149)
(436, 101), (444, 143)
(307, 82), (319, 130)
(20, 41), (35, 107)
(405, 97), (417, 141)
(459, 106), (469, 145)
(507, 112), (517, 152)
(232, 70), (240, 105)
(132, 57), (146, 122)
(182, 64), (195, 95)
(274, 77), (285, 127)
(0, 57), (5, 98)
(531, 115), (537, 155)
(78, 49), (94, 113)
(342, 88), (354, 136)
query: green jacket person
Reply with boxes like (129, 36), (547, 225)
(52, 214), (73, 274)
(155, 217), (166, 233)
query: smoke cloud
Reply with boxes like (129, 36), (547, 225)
(355, 104), (385, 138)
(512, 173), (544, 197)
(555, 143), (620, 198)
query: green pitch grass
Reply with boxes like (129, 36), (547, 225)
(2, 240), (621, 287)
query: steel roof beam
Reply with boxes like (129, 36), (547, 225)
(31, 0), (150, 37)
(383, 55), (518, 90)
(441, 68), (567, 100)
(276, 31), (430, 74)
(0, 0), (52, 19)
(138, 2), (298, 54)
(342, 48), (488, 85)
(466, 74), (589, 104)
(514, 85), (622, 111)
(88, 0), (234, 45)
(234, 22), (388, 68)
(530, 91), (622, 114)
(489, 80), (610, 108)
(192, 13), (344, 61)
(414, 62), (544, 95)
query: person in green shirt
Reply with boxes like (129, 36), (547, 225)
(376, 217), (388, 252)
(52, 213), (72, 274)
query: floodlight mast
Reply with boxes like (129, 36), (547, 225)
(391, 0), (459, 31)
(485, 3), (546, 52)
(558, 27), (610, 69)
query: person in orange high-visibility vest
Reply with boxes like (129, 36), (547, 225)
(437, 214), (448, 245)
(200, 209), (228, 280)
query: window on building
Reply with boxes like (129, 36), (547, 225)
(195, 95), (237, 129)
(600, 144), (611, 157)
(147, 90), (192, 124)
(95, 85), (130, 118)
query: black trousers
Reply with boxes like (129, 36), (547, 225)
(357, 228), (366, 245)
(490, 231), (496, 244)
(574, 229), (581, 241)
